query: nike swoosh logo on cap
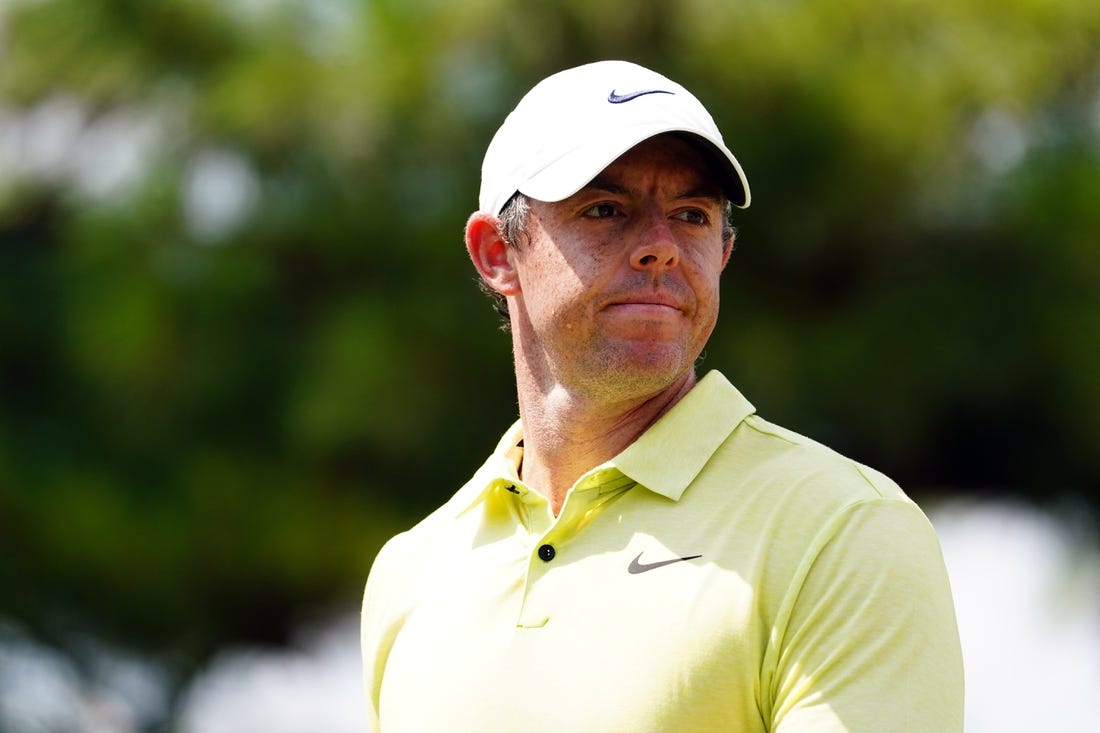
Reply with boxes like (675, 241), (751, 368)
(607, 88), (674, 104)
(627, 552), (703, 574)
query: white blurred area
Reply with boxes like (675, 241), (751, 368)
(933, 500), (1100, 733)
(2, 501), (1100, 733)
(174, 617), (366, 733)
(0, 615), (367, 733)
(0, 95), (259, 244)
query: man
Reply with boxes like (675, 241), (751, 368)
(361, 60), (964, 732)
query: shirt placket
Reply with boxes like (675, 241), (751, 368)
(513, 469), (636, 628)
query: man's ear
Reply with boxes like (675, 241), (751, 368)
(465, 212), (520, 296)
(721, 232), (735, 271)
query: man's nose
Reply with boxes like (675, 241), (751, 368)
(630, 215), (680, 271)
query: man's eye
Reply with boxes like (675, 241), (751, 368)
(674, 209), (709, 225)
(582, 203), (619, 218)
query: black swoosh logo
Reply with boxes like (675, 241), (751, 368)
(628, 552), (702, 574)
(608, 88), (674, 104)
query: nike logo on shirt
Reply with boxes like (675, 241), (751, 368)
(627, 552), (703, 574)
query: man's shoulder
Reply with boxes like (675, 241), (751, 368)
(382, 478), (484, 552)
(682, 405), (915, 526)
(734, 411), (906, 497)
(364, 481), (482, 614)
(374, 420), (523, 570)
(641, 371), (910, 509)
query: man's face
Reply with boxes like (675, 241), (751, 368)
(507, 134), (732, 401)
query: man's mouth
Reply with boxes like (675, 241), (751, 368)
(604, 291), (685, 313)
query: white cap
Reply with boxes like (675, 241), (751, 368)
(478, 60), (750, 215)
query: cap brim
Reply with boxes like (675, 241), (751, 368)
(517, 124), (750, 209)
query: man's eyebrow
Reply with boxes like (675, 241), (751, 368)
(579, 179), (629, 196)
(674, 185), (723, 203)
(579, 179), (723, 202)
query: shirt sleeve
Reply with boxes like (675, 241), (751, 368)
(768, 498), (964, 733)
(360, 536), (405, 733)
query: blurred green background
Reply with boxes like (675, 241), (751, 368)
(1, 0), (1098, 716)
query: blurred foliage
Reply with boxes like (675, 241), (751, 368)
(1, 0), (1099, 670)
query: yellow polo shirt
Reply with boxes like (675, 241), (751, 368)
(361, 371), (963, 732)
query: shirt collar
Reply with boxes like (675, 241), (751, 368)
(452, 370), (754, 515)
(612, 370), (754, 501)
(450, 420), (524, 517)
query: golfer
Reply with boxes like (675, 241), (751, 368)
(361, 60), (964, 732)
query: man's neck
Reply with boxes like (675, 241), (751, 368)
(515, 370), (696, 516)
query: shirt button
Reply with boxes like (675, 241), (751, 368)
(537, 544), (556, 562)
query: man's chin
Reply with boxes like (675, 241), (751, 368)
(576, 347), (695, 399)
